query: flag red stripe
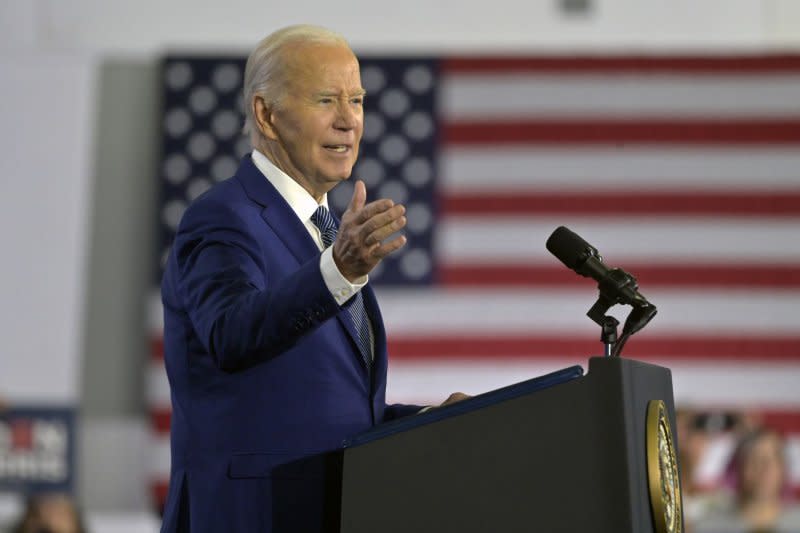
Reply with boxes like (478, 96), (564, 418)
(151, 336), (164, 361)
(151, 408), (171, 434)
(443, 120), (800, 144)
(438, 265), (800, 288)
(387, 336), (800, 360)
(440, 192), (800, 217)
(151, 480), (169, 514)
(151, 332), (800, 363)
(758, 411), (800, 434)
(442, 55), (800, 74)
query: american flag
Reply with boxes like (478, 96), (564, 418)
(148, 54), (800, 510)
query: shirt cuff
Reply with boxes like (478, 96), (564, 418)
(320, 246), (367, 305)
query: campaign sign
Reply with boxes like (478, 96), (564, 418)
(0, 407), (75, 493)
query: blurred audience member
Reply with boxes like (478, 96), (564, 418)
(678, 408), (738, 531)
(694, 428), (800, 533)
(8, 493), (86, 533)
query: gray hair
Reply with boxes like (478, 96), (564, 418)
(242, 24), (351, 146)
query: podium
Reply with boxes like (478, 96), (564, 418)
(328, 356), (682, 533)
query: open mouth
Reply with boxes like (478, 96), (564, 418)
(324, 145), (349, 153)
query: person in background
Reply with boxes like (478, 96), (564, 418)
(9, 493), (86, 533)
(694, 428), (800, 533)
(678, 408), (753, 531)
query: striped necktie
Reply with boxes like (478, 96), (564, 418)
(311, 206), (374, 371)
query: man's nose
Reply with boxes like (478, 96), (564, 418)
(334, 100), (359, 130)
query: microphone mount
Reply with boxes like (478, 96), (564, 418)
(586, 267), (657, 357)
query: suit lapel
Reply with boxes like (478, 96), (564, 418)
(234, 155), (370, 373)
(235, 156), (319, 263)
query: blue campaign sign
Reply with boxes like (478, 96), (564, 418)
(0, 407), (76, 493)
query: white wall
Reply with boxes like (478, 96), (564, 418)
(1, 0), (799, 54)
(0, 54), (95, 403)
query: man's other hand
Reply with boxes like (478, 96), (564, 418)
(439, 392), (471, 407)
(333, 180), (407, 281)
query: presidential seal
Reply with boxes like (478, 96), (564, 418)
(646, 400), (683, 533)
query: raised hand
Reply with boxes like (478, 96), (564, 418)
(333, 180), (407, 281)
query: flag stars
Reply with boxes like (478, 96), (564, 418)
(211, 110), (241, 140)
(162, 200), (187, 231)
(379, 134), (410, 164)
(165, 61), (193, 90)
(378, 180), (409, 205)
(164, 108), (192, 138)
(188, 86), (217, 115)
(354, 157), (385, 187)
(402, 157), (433, 187)
(380, 88), (411, 117)
(212, 63), (241, 93)
(363, 112), (386, 142)
(403, 111), (434, 140)
(187, 132), (216, 162)
(163, 154), (191, 185)
(361, 65), (387, 93)
(210, 155), (238, 182)
(400, 248), (432, 279)
(404, 64), (434, 94)
(186, 178), (212, 202)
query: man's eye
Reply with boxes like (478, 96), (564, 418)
(319, 97), (333, 104)
(351, 98), (364, 106)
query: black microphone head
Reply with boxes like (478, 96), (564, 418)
(546, 226), (598, 270)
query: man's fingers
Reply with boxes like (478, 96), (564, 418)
(352, 198), (395, 224)
(364, 214), (407, 246)
(370, 234), (407, 259)
(348, 180), (367, 213)
(361, 204), (405, 240)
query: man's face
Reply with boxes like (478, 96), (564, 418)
(263, 43), (364, 199)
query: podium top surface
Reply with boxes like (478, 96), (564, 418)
(343, 364), (584, 448)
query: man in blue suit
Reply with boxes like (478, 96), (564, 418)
(160, 25), (466, 532)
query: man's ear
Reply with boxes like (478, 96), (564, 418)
(253, 95), (279, 141)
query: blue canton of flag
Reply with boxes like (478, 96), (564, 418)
(156, 55), (438, 287)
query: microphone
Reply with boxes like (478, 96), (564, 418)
(546, 226), (650, 306)
(546, 226), (656, 337)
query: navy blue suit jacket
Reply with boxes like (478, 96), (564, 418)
(159, 155), (420, 532)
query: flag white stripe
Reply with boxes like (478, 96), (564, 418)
(148, 287), (800, 336)
(386, 359), (800, 408)
(148, 290), (163, 333)
(440, 147), (800, 192)
(438, 217), (800, 263)
(441, 74), (800, 119)
(145, 286), (800, 338)
(376, 288), (800, 334)
(147, 361), (170, 407)
(148, 433), (171, 478)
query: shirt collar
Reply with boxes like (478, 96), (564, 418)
(250, 149), (328, 224)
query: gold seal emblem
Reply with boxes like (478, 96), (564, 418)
(646, 400), (683, 533)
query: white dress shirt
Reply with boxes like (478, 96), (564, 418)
(250, 149), (367, 306)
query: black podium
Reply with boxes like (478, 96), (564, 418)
(329, 356), (682, 533)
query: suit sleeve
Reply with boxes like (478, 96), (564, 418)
(172, 197), (340, 372)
